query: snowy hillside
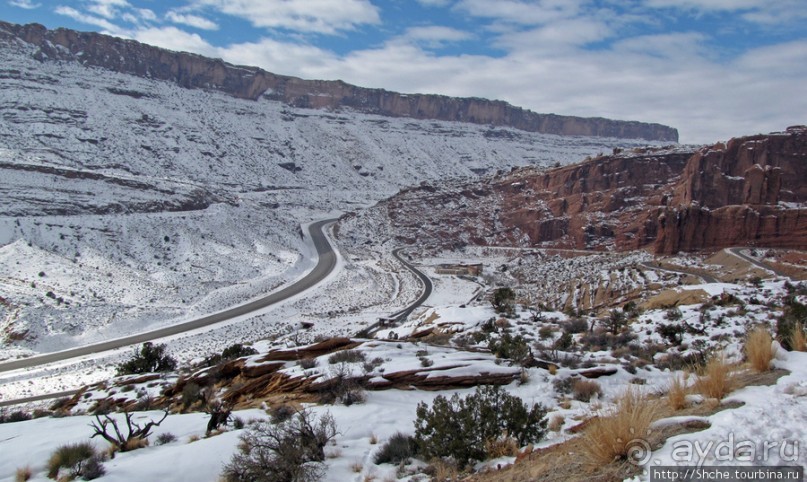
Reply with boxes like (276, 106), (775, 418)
(0, 33), (661, 355)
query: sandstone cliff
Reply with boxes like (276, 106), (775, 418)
(344, 127), (807, 254)
(0, 20), (678, 142)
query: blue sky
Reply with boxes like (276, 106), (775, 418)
(3, 0), (806, 143)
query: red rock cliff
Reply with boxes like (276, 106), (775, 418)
(0, 20), (678, 142)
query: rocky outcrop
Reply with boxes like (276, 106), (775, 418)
(0, 20), (678, 142)
(350, 127), (807, 254)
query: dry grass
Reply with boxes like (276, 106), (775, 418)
(548, 414), (564, 432)
(666, 372), (690, 411)
(369, 433), (378, 445)
(580, 387), (662, 469)
(350, 461), (363, 473)
(572, 379), (603, 402)
(790, 322), (807, 352)
(14, 466), (32, 482)
(429, 459), (459, 481)
(484, 435), (519, 458)
(745, 327), (776, 372)
(694, 353), (737, 401)
(187, 435), (201, 444)
(548, 364), (558, 375)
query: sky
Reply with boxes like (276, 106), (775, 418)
(2, 0), (806, 144)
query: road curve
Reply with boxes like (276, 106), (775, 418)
(640, 261), (719, 284)
(0, 218), (338, 374)
(389, 248), (434, 321)
(726, 247), (789, 278)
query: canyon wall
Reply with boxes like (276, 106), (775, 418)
(0, 21), (678, 142)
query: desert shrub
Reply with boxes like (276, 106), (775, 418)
(414, 385), (548, 467)
(484, 435), (519, 458)
(299, 357), (318, 369)
(47, 442), (103, 480)
(328, 350), (366, 365)
(554, 332), (574, 351)
(665, 307), (683, 321)
(180, 381), (202, 409)
(222, 343), (258, 360)
(117, 342), (177, 375)
(233, 417), (245, 430)
(221, 410), (338, 482)
(655, 349), (708, 371)
(564, 318), (589, 334)
(604, 309), (628, 334)
(656, 323), (686, 346)
(155, 432), (178, 445)
(373, 432), (417, 465)
(270, 404), (296, 424)
(744, 327), (776, 372)
(0, 410), (32, 424)
(694, 353), (736, 401)
(580, 328), (635, 351)
(572, 379), (603, 402)
(777, 297), (807, 350)
(488, 332), (531, 365)
(581, 388), (661, 469)
(538, 325), (556, 340)
(491, 287), (515, 314)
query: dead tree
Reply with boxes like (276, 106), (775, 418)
(90, 409), (168, 452)
(203, 395), (233, 435)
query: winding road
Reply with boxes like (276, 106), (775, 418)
(0, 218), (338, 376)
(388, 248), (434, 321)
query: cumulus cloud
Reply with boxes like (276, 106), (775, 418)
(132, 26), (219, 57)
(55, 6), (122, 33)
(166, 11), (219, 31)
(85, 0), (130, 20)
(192, 0), (380, 34)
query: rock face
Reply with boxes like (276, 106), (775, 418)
(343, 127), (807, 254)
(0, 20), (678, 142)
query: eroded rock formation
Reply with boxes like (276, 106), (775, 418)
(0, 20), (678, 142)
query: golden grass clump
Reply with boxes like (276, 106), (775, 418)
(694, 353), (736, 401)
(790, 322), (807, 352)
(580, 387), (661, 469)
(745, 327), (776, 372)
(14, 466), (32, 482)
(484, 434), (519, 458)
(666, 372), (690, 411)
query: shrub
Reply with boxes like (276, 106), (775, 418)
(694, 353), (736, 401)
(491, 287), (515, 314)
(414, 385), (548, 467)
(222, 343), (258, 360)
(656, 323), (686, 346)
(581, 388), (661, 469)
(155, 432), (178, 445)
(270, 404), (296, 424)
(373, 432), (417, 465)
(328, 350), (366, 365)
(47, 442), (103, 480)
(0, 410), (32, 424)
(564, 318), (589, 334)
(484, 435), (519, 458)
(116, 342), (177, 375)
(221, 409), (338, 482)
(233, 417), (245, 430)
(488, 332), (531, 365)
(745, 327), (776, 372)
(604, 309), (628, 334)
(299, 357), (318, 369)
(572, 379), (602, 402)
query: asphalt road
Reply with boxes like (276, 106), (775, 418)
(640, 261), (719, 284)
(389, 247), (434, 321)
(0, 218), (338, 375)
(727, 247), (788, 278)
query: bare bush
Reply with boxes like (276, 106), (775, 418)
(90, 410), (168, 452)
(221, 409), (338, 482)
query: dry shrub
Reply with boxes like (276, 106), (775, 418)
(350, 461), (363, 473)
(484, 434), (519, 458)
(15, 466), (32, 482)
(580, 387), (661, 469)
(428, 459), (459, 481)
(666, 373), (690, 411)
(369, 433), (378, 445)
(790, 322), (807, 352)
(745, 327), (776, 372)
(572, 379), (603, 402)
(548, 364), (558, 375)
(548, 414), (564, 432)
(187, 435), (201, 443)
(694, 353), (737, 401)
(123, 436), (149, 451)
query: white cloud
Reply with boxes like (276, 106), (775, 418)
(9, 0), (40, 9)
(166, 11), (219, 31)
(455, 0), (586, 25)
(394, 26), (473, 49)
(55, 6), (122, 33)
(131, 26), (219, 57)
(416, 0), (453, 6)
(86, 0), (131, 20)
(643, 0), (807, 25)
(193, 0), (380, 34)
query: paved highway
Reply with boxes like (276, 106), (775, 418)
(0, 218), (338, 375)
(389, 248), (434, 321)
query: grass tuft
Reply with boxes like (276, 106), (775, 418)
(15, 466), (32, 482)
(694, 353), (736, 401)
(790, 322), (807, 352)
(666, 372), (690, 411)
(745, 327), (776, 372)
(580, 387), (661, 469)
